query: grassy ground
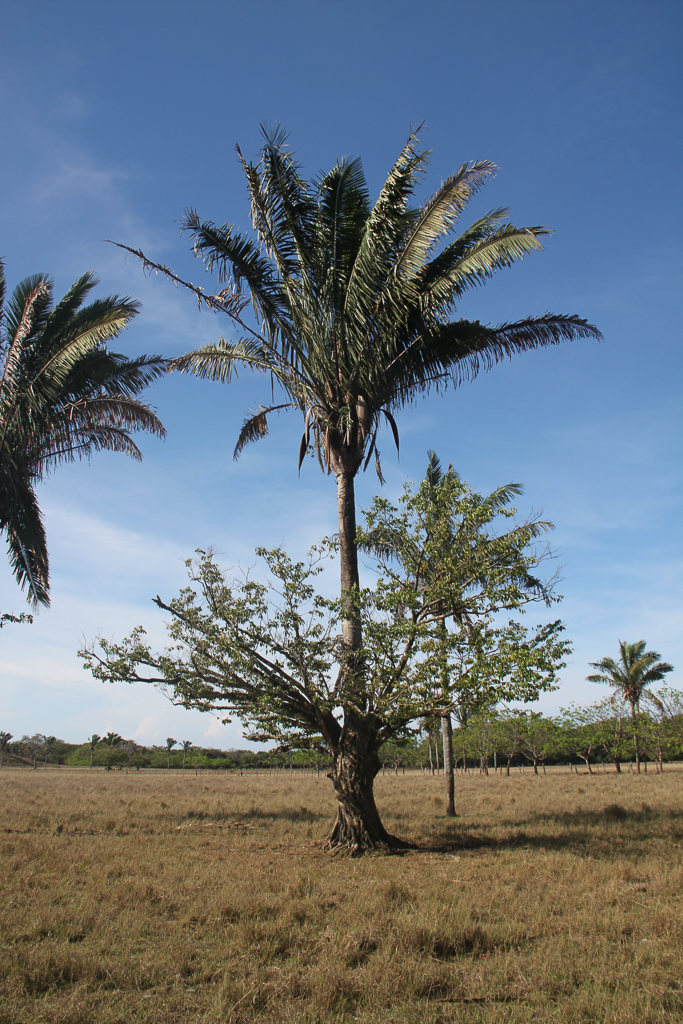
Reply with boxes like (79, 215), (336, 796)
(1, 766), (682, 1023)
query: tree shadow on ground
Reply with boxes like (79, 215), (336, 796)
(416, 804), (683, 858)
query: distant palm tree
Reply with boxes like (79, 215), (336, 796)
(104, 731), (122, 747)
(166, 737), (177, 770)
(181, 740), (192, 769)
(88, 733), (101, 769)
(0, 731), (12, 750)
(0, 261), (166, 607)
(587, 641), (673, 772)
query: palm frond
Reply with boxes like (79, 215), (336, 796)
(233, 403), (294, 460)
(383, 314), (602, 407)
(27, 396), (166, 478)
(253, 122), (316, 271)
(108, 242), (251, 320)
(382, 407), (400, 455)
(424, 224), (550, 306)
(344, 127), (428, 331)
(170, 338), (284, 384)
(0, 467), (49, 607)
(391, 161), (497, 286)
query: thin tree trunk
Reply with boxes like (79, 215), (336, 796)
(614, 759), (621, 773)
(336, 469), (361, 650)
(631, 703), (641, 773)
(441, 713), (456, 817)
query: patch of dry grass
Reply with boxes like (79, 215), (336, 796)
(1, 766), (682, 1023)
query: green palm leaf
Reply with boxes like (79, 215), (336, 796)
(0, 261), (166, 606)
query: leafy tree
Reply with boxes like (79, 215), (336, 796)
(517, 711), (558, 774)
(0, 611), (32, 629)
(587, 641), (673, 772)
(590, 696), (629, 772)
(0, 261), (166, 607)
(166, 737), (176, 769)
(647, 687), (683, 762)
(557, 704), (602, 773)
(359, 449), (550, 812)
(111, 127), (598, 846)
(81, 474), (569, 850)
(42, 735), (57, 767)
(489, 711), (525, 775)
(463, 712), (499, 773)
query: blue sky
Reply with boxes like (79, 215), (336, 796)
(1, 0), (681, 748)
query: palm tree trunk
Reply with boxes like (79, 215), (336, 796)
(327, 462), (409, 850)
(631, 703), (641, 773)
(441, 713), (456, 817)
(336, 469), (361, 650)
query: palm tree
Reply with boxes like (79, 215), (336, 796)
(0, 261), (167, 607)
(88, 733), (101, 769)
(165, 737), (176, 769)
(587, 641), (673, 772)
(104, 731), (121, 747)
(119, 126), (600, 848)
(181, 739), (192, 769)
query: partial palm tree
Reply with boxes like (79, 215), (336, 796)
(0, 261), (167, 607)
(117, 126), (600, 848)
(88, 733), (101, 769)
(181, 739), (192, 769)
(104, 731), (122, 747)
(165, 737), (176, 769)
(587, 641), (673, 772)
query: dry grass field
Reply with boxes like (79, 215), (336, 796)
(1, 766), (682, 1024)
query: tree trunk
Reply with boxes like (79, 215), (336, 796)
(631, 703), (641, 773)
(614, 759), (621, 773)
(336, 469), (361, 650)
(327, 457), (406, 852)
(441, 713), (456, 817)
(325, 715), (410, 853)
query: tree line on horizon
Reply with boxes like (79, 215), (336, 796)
(4, 681), (682, 776)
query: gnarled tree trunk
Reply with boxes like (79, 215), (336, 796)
(325, 714), (408, 853)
